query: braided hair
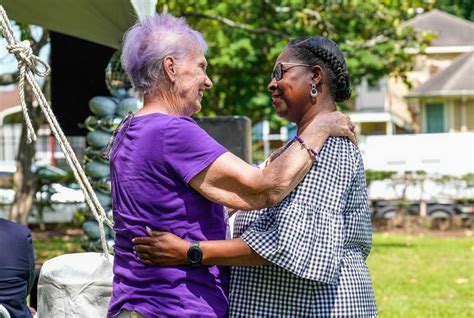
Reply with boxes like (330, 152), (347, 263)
(287, 36), (351, 102)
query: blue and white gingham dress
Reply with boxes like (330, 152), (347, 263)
(229, 137), (378, 317)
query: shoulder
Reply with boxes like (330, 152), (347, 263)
(317, 137), (361, 169)
(164, 116), (208, 136)
(163, 116), (225, 152)
(322, 136), (360, 156)
(288, 137), (361, 205)
(0, 218), (31, 240)
(166, 115), (198, 128)
(131, 114), (198, 133)
(162, 116), (227, 180)
(136, 115), (210, 148)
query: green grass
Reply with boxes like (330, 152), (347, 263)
(33, 232), (473, 317)
(368, 233), (474, 318)
(33, 235), (83, 267)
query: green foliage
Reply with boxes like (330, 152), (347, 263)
(434, 0), (474, 21)
(366, 169), (397, 186)
(434, 173), (474, 188)
(434, 174), (458, 184)
(2, 111), (23, 123)
(0, 20), (31, 41)
(414, 170), (427, 176)
(34, 234), (84, 266)
(156, 0), (432, 124)
(35, 166), (75, 185)
(461, 173), (474, 187)
(71, 208), (87, 227)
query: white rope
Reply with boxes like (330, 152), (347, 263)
(0, 5), (113, 255)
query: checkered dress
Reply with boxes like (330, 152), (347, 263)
(229, 137), (377, 317)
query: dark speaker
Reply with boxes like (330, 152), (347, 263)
(50, 32), (116, 136)
(196, 116), (252, 163)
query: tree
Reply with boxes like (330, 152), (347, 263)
(0, 22), (49, 224)
(0, 71), (18, 84)
(1, 1), (436, 224)
(435, 0), (474, 21)
(157, 0), (432, 127)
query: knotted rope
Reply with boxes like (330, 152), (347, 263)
(0, 5), (113, 256)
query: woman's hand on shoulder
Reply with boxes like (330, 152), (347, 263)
(313, 111), (357, 144)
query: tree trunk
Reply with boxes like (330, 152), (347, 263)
(5, 28), (50, 225)
(9, 139), (37, 224)
(8, 86), (41, 224)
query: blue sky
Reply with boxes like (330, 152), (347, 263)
(0, 24), (50, 90)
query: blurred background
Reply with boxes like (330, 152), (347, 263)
(0, 0), (473, 316)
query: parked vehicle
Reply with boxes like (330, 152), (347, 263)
(360, 133), (474, 219)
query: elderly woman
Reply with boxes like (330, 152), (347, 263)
(107, 14), (356, 318)
(134, 36), (377, 317)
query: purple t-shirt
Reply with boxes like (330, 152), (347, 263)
(107, 113), (229, 318)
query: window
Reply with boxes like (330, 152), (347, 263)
(425, 103), (445, 133)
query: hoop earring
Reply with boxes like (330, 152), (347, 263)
(310, 83), (318, 97)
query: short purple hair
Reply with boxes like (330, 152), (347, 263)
(121, 13), (208, 98)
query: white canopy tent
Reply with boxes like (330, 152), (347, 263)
(0, 0), (157, 49)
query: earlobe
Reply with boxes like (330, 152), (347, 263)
(310, 65), (321, 100)
(310, 82), (318, 98)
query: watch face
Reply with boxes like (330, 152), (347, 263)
(188, 247), (202, 263)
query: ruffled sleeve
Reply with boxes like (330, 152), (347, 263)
(240, 137), (362, 284)
(240, 198), (344, 284)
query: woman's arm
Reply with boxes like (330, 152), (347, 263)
(190, 111), (355, 211)
(133, 228), (269, 266)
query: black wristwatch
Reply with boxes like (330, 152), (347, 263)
(187, 241), (202, 267)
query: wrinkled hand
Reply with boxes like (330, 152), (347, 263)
(313, 111), (357, 144)
(133, 227), (189, 266)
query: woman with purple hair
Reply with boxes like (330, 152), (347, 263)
(107, 14), (356, 318)
(133, 34), (378, 317)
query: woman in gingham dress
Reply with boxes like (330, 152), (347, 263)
(230, 136), (376, 317)
(134, 36), (377, 317)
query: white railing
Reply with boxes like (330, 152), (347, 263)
(0, 124), (85, 166)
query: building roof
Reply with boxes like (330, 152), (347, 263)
(405, 9), (474, 48)
(0, 87), (20, 112)
(407, 52), (474, 97)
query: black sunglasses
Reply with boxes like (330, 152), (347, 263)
(271, 62), (312, 81)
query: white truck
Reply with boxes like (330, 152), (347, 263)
(359, 132), (474, 218)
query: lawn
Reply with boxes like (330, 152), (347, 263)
(33, 232), (84, 268)
(33, 231), (473, 317)
(368, 232), (474, 318)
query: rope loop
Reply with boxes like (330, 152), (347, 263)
(7, 40), (51, 77)
(1, 5), (113, 255)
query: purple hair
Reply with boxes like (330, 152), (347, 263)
(121, 13), (208, 98)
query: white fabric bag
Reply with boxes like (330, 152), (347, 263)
(38, 253), (113, 317)
(0, 304), (11, 318)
